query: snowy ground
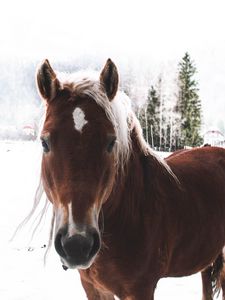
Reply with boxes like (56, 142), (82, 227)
(0, 141), (219, 299)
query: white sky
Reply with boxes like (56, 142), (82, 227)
(1, 0), (224, 60)
(0, 0), (225, 58)
(1, 0), (225, 128)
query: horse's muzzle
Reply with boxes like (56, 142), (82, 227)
(54, 226), (100, 269)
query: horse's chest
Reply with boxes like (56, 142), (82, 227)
(81, 261), (123, 296)
(84, 265), (110, 292)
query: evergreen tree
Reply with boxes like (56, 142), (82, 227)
(178, 52), (203, 147)
(148, 86), (161, 149)
(139, 86), (160, 149)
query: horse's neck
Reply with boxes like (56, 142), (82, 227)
(103, 132), (176, 229)
(104, 127), (179, 234)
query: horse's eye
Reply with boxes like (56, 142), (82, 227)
(41, 136), (50, 153)
(107, 136), (116, 153)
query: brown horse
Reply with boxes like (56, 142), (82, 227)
(36, 58), (225, 299)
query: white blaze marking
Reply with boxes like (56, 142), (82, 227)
(73, 107), (88, 132)
(55, 205), (64, 233)
(68, 203), (86, 237)
(68, 202), (75, 236)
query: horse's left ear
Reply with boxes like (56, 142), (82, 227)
(100, 59), (119, 101)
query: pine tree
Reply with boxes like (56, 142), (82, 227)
(139, 86), (160, 149)
(178, 52), (203, 147)
(147, 86), (161, 149)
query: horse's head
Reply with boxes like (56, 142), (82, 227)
(36, 59), (123, 269)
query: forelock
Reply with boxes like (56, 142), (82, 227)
(57, 71), (132, 170)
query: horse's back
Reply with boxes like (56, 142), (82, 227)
(166, 146), (225, 215)
(164, 147), (225, 277)
(167, 146), (225, 180)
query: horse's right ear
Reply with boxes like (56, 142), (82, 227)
(100, 59), (119, 101)
(36, 59), (60, 102)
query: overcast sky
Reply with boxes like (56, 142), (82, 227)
(1, 0), (225, 130)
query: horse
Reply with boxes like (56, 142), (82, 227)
(35, 58), (225, 300)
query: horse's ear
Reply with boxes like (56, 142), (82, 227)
(100, 59), (119, 101)
(36, 59), (60, 102)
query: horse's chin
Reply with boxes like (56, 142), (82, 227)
(61, 256), (95, 271)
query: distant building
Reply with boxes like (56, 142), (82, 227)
(22, 124), (37, 140)
(203, 128), (225, 147)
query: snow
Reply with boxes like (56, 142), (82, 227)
(0, 141), (220, 299)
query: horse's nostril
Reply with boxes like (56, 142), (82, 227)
(55, 232), (67, 258)
(89, 231), (100, 258)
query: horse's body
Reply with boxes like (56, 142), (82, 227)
(79, 147), (225, 299)
(36, 59), (225, 299)
(167, 147), (225, 277)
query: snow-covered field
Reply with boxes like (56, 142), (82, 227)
(0, 141), (218, 299)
